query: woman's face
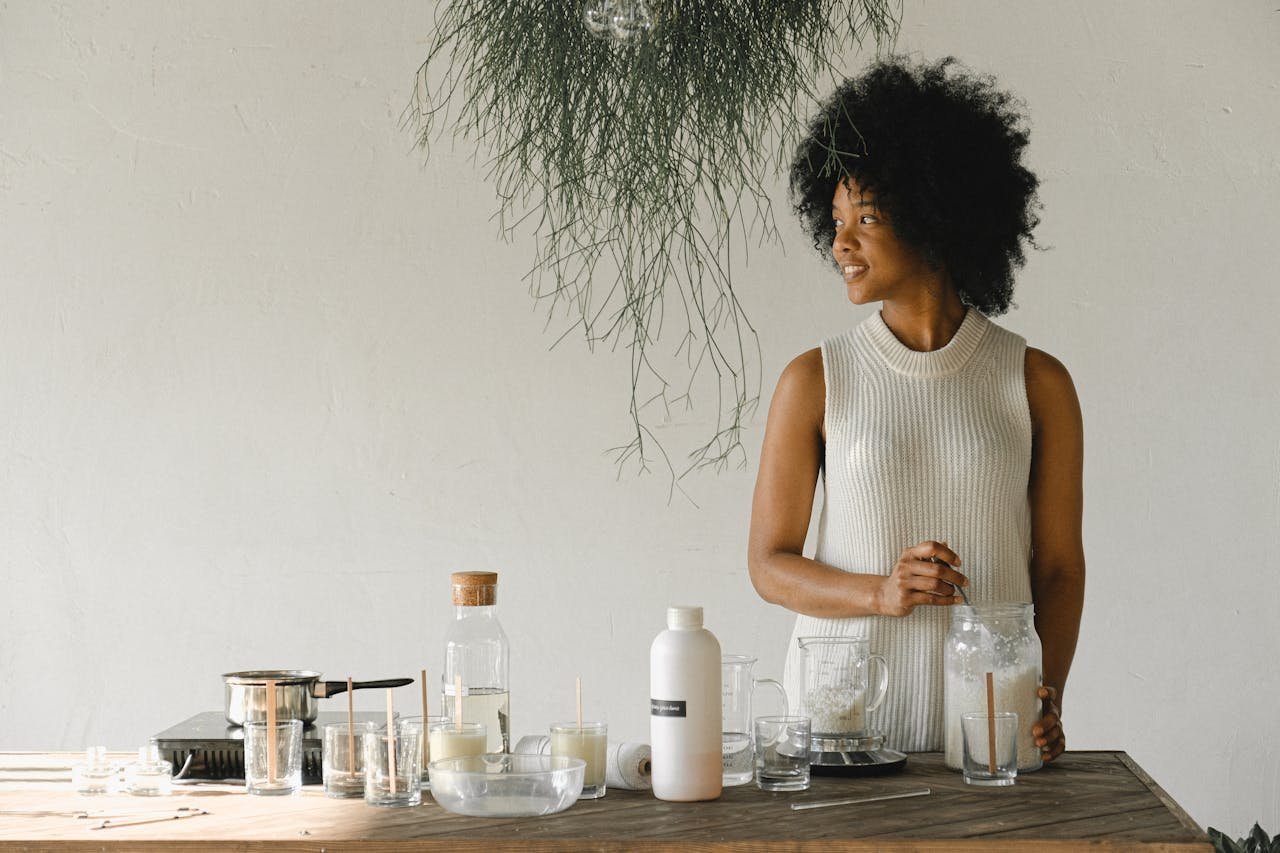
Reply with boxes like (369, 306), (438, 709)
(830, 179), (939, 306)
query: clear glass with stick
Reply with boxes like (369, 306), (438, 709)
(363, 690), (422, 807)
(245, 678), (302, 795)
(402, 667), (448, 786)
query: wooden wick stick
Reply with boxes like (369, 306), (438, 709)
(386, 689), (397, 796)
(454, 675), (463, 732)
(265, 679), (277, 783)
(985, 671), (997, 775)
(576, 675), (583, 733)
(427, 666), (437, 768)
(346, 677), (355, 775)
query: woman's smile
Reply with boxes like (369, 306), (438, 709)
(841, 262), (868, 282)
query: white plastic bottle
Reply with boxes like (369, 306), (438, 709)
(649, 605), (722, 801)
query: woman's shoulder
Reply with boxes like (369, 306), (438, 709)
(771, 347), (826, 428)
(779, 347), (825, 396)
(1024, 347), (1073, 388)
(1024, 347), (1082, 431)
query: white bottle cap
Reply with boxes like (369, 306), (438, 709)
(666, 605), (703, 629)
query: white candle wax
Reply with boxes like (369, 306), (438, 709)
(551, 727), (607, 788)
(428, 726), (487, 762)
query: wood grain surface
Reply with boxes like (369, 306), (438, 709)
(0, 750), (1211, 851)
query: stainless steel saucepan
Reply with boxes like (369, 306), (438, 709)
(222, 670), (414, 725)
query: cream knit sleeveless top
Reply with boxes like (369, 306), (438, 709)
(782, 309), (1033, 753)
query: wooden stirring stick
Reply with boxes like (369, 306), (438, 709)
(265, 679), (277, 783)
(386, 689), (397, 796)
(576, 675), (583, 733)
(346, 677), (355, 775)
(985, 671), (997, 775)
(420, 669), (429, 770)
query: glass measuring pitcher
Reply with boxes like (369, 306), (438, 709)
(721, 655), (787, 786)
(796, 637), (888, 737)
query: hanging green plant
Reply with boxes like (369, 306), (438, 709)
(405, 0), (899, 480)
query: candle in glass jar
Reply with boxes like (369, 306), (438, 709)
(550, 722), (608, 798)
(427, 721), (487, 762)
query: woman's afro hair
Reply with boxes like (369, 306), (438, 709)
(790, 56), (1040, 315)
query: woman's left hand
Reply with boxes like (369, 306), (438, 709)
(1033, 685), (1065, 762)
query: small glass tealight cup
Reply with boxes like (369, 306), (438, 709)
(961, 711), (1019, 787)
(323, 722), (370, 798)
(550, 722), (607, 799)
(399, 715), (448, 787)
(71, 746), (119, 796)
(363, 720), (422, 808)
(126, 744), (173, 796)
(244, 719), (304, 796)
(754, 715), (811, 792)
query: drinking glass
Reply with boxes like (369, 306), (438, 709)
(754, 716), (811, 792)
(363, 721), (422, 807)
(961, 711), (1018, 786)
(322, 722), (368, 798)
(400, 715), (448, 786)
(244, 720), (303, 796)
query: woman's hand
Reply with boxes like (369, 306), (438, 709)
(1033, 685), (1065, 762)
(875, 541), (968, 616)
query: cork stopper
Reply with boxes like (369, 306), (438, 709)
(451, 571), (498, 606)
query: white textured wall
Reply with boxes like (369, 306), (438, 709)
(2, 0), (1277, 837)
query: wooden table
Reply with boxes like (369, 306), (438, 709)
(0, 751), (1210, 851)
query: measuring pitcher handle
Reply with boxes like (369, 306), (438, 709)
(865, 654), (888, 714)
(752, 677), (789, 717)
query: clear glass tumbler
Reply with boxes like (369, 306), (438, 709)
(400, 715), (448, 787)
(961, 711), (1019, 786)
(550, 722), (607, 799)
(754, 716), (811, 792)
(244, 720), (303, 796)
(363, 722), (422, 807)
(323, 722), (368, 798)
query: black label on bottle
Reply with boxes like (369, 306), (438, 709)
(650, 699), (687, 717)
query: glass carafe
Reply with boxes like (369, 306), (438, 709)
(720, 655), (787, 786)
(442, 571), (510, 753)
(943, 603), (1043, 772)
(796, 637), (887, 737)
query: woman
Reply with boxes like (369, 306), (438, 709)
(748, 57), (1084, 763)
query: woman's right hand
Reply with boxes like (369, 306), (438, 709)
(876, 541), (968, 616)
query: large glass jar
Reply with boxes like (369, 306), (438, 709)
(943, 604), (1043, 772)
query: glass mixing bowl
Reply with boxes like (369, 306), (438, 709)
(427, 753), (585, 817)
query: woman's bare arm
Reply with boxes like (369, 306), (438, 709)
(747, 349), (966, 618)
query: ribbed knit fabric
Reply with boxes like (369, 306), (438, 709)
(782, 309), (1033, 752)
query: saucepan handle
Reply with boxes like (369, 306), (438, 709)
(314, 677), (414, 698)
